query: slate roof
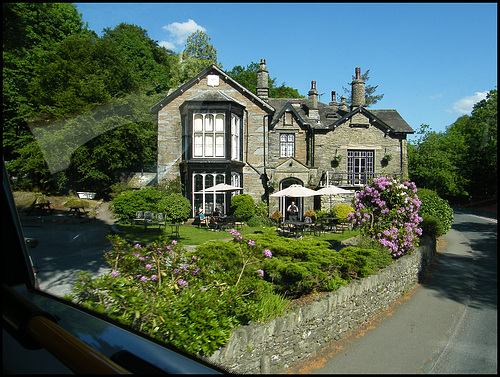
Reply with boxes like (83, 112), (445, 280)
(269, 98), (413, 134)
(150, 64), (274, 114)
(150, 63), (413, 135)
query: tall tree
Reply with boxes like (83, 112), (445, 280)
(2, 3), (88, 160)
(342, 69), (384, 107)
(102, 23), (176, 94)
(170, 31), (220, 87)
(408, 89), (497, 198)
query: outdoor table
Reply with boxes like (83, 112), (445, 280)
(322, 217), (340, 232)
(68, 206), (86, 217)
(28, 202), (53, 215)
(169, 224), (181, 238)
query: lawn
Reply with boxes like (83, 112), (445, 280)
(115, 222), (359, 247)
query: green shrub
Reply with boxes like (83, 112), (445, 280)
(304, 209), (317, 221)
(158, 194), (191, 223)
(332, 246), (392, 281)
(331, 204), (354, 220)
(420, 214), (444, 238)
(269, 210), (283, 223)
(231, 194), (255, 220)
(417, 188), (453, 235)
(111, 187), (191, 223)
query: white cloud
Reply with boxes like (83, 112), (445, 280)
(158, 40), (176, 50)
(449, 91), (488, 114)
(161, 19), (206, 49)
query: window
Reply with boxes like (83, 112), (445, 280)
(280, 133), (295, 157)
(192, 172), (240, 216)
(347, 150), (374, 185)
(193, 113), (225, 158)
(231, 114), (240, 161)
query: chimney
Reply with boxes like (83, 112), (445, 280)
(351, 67), (365, 109)
(256, 59), (269, 102)
(339, 95), (349, 111)
(308, 81), (319, 119)
(329, 90), (338, 110)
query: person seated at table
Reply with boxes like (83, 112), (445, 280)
(199, 209), (209, 227)
(213, 207), (221, 218)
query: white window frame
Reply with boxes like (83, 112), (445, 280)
(280, 133), (295, 157)
(193, 113), (225, 158)
(231, 114), (240, 161)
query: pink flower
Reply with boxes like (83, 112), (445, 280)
(257, 269), (264, 277)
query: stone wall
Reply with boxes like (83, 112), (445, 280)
(205, 236), (436, 374)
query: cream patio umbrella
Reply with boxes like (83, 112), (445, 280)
(270, 184), (320, 198)
(197, 183), (243, 193)
(316, 185), (352, 211)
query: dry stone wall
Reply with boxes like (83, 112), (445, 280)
(205, 236), (436, 374)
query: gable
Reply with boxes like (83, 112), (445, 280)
(275, 157), (310, 173)
(328, 107), (413, 135)
(269, 102), (310, 132)
(150, 65), (274, 114)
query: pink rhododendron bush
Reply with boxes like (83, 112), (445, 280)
(348, 177), (423, 258)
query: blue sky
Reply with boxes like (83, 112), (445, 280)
(75, 3), (497, 140)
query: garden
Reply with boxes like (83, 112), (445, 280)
(65, 177), (453, 358)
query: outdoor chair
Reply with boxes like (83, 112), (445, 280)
(132, 211), (144, 225)
(206, 217), (219, 231)
(154, 213), (167, 229)
(304, 216), (315, 235)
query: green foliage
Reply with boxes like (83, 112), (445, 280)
(269, 210), (284, 222)
(332, 246), (392, 281)
(158, 194), (192, 223)
(342, 69), (384, 107)
(102, 23), (175, 94)
(170, 31), (220, 87)
(409, 90), (497, 198)
(227, 61), (304, 99)
(304, 209), (317, 221)
(231, 194), (255, 220)
(111, 187), (191, 223)
(349, 177), (423, 258)
(417, 188), (453, 236)
(331, 204), (354, 220)
(420, 214), (444, 238)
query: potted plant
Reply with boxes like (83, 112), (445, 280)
(382, 153), (392, 166)
(331, 154), (343, 168)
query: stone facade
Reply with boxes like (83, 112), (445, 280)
(152, 61), (414, 217)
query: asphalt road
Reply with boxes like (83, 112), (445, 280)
(20, 214), (115, 298)
(286, 208), (497, 374)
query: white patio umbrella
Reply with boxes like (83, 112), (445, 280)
(196, 183), (243, 193)
(315, 185), (351, 196)
(270, 184), (320, 198)
(316, 185), (352, 211)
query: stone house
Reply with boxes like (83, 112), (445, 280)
(151, 60), (414, 218)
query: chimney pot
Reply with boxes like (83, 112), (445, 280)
(311, 81), (316, 90)
(355, 67), (361, 80)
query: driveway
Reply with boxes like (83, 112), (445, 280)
(20, 202), (117, 298)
